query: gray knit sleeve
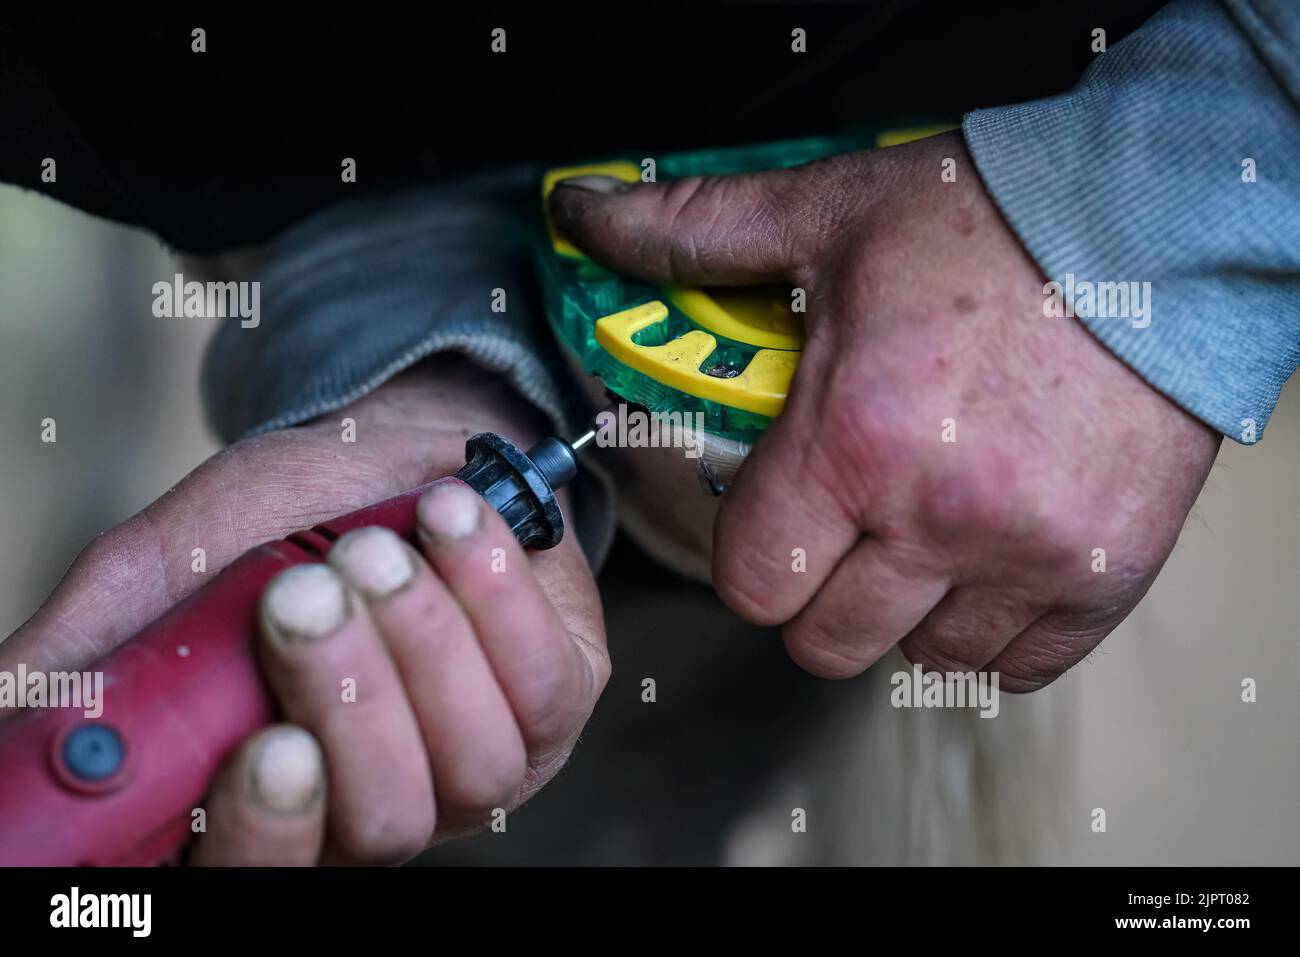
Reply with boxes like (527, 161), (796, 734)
(963, 0), (1300, 443)
(198, 166), (615, 566)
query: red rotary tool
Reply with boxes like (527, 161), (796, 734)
(0, 425), (597, 866)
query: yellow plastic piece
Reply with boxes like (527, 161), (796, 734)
(664, 285), (805, 351)
(595, 302), (798, 418)
(875, 124), (958, 148)
(541, 161), (643, 258)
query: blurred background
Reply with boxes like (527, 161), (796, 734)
(1, 183), (1297, 865)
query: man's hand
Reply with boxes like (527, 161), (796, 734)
(550, 130), (1219, 692)
(0, 357), (607, 863)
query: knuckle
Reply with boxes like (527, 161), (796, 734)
(73, 513), (166, 589)
(916, 459), (1084, 574)
(664, 175), (724, 274)
(996, 616), (1112, 693)
(712, 557), (790, 626)
(567, 627), (612, 703)
(439, 748), (526, 820)
(670, 174), (729, 230)
(403, 582), (468, 650)
(1017, 500), (1093, 575)
(782, 621), (872, 679)
(733, 181), (790, 259)
(589, 646), (613, 698)
(900, 635), (981, 676)
(512, 643), (586, 746)
(917, 463), (1006, 544)
(335, 802), (433, 865)
(813, 381), (898, 511)
(667, 174), (789, 276)
(795, 153), (867, 250)
(992, 654), (1060, 694)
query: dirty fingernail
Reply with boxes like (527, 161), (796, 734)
(418, 481), (482, 542)
(250, 726), (323, 813)
(554, 174), (634, 194)
(262, 564), (348, 643)
(330, 526), (414, 600)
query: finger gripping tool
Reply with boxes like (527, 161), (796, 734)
(0, 428), (593, 866)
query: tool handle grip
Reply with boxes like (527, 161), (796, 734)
(0, 482), (437, 866)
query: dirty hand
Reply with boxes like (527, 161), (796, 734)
(550, 130), (1218, 691)
(0, 358), (607, 862)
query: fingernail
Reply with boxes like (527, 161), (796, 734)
(330, 527), (414, 600)
(262, 564), (348, 644)
(554, 174), (634, 194)
(417, 481), (482, 543)
(250, 726), (323, 813)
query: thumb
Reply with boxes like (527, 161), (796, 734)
(549, 165), (828, 286)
